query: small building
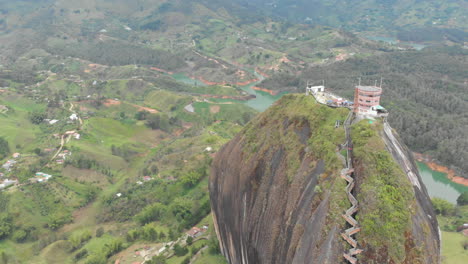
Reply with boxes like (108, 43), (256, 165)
(0, 179), (18, 190)
(2, 160), (16, 171)
(143, 176), (152, 182)
(186, 227), (202, 238)
(12, 153), (20, 158)
(35, 172), (52, 182)
(70, 114), (78, 121)
(306, 85), (325, 95)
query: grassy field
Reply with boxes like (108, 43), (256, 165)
(144, 90), (191, 112)
(193, 254), (228, 264)
(0, 96), (44, 152)
(441, 231), (468, 264)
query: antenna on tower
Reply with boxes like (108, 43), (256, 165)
(358, 77), (361, 86)
(374, 80), (378, 86)
(322, 80), (325, 87)
(380, 77), (383, 88)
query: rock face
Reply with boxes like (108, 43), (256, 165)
(210, 95), (440, 264)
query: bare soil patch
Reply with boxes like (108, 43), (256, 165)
(210, 105), (220, 113)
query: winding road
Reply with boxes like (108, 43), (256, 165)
(47, 102), (83, 165)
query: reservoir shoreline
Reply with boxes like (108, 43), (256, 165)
(414, 152), (468, 187)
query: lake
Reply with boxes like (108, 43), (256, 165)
(417, 162), (467, 204)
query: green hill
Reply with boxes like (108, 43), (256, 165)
(232, 0), (468, 41)
(0, 1), (466, 264)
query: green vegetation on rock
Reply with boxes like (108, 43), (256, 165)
(243, 94), (347, 180)
(352, 120), (414, 262)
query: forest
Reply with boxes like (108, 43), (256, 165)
(45, 41), (186, 71)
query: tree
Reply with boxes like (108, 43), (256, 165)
(135, 203), (166, 225)
(186, 236), (193, 245)
(74, 249), (88, 261)
(150, 165), (159, 175)
(170, 198), (192, 224)
(146, 114), (171, 132)
(135, 110), (149, 120)
(180, 171), (202, 188)
(33, 148), (41, 156)
(457, 192), (468, 206)
(0, 214), (12, 239)
(69, 230), (92, 250)
(143, 226), (158, 241)
(0, 137), (9, 160)
(147, 255), (166, 264)
(28, 111), (46, 124)
(12, 229), (27, 243)
(95, 227), (104, 238)
(208, 234), (221, 254)
(173, 244), (188, 256)
(168, 229), (177, 241)
(159, 231), (166, 241)
(104, 238), (123, 257)
(431, 198), (455, 216)
(84, 253), (106, 264)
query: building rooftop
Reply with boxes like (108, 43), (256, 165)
(356, 86), (382, 92)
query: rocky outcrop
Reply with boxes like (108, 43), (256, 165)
(380, 121), (440, 263)
(209, 95), (440, 264)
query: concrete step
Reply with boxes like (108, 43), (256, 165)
(350, 248), (363, 256)
(342, 214), (358, 226)
(343, 253), (357, 264)
(345, 227), (361, 236)
(341, 233), (357, 248)
(346, 206), (358, 216)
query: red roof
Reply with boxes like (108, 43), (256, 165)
(187, 227), (202, 236)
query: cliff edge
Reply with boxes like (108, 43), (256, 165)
(210, 94), (439, 264)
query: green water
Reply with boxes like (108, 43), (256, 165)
(171, 71), (285, 112)
(238, 72), (285, 112)
(171, 73), (206, 87)
(417, 162), (468, 204)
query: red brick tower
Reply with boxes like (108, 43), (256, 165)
(353, 86), (382, 114)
